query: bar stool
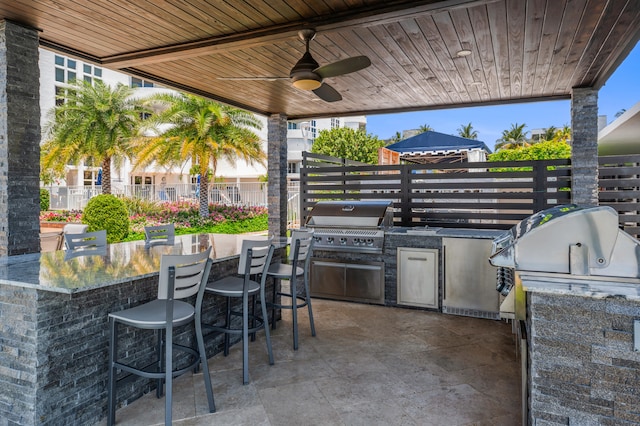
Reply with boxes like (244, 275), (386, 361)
(266, 229), (315, 350)
(199, 238), (274, 384)
(107, 248), (215, 426)
(144, 223), (175, 246)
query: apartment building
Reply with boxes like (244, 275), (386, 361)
(39, 49), (366, 192)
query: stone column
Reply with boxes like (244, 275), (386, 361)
(0, 20), (41, 255)
(570, 87), (599, 207)
(267, 113), (287, 237)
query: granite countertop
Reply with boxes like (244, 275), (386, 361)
(388, 227), (505, 239)
(0, 233), (273, 294)
(519, 271), (640, 300)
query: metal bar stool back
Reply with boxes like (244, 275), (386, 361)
(199, 238), (274, 384)
(107, 248), (215, 426)
(144, 223), (175, 246)
(64, 229), (107, 251)
(267, 229), (316, 350)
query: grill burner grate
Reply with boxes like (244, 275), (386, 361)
(304, 201), (392, 254)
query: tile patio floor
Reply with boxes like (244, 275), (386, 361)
(102, 297), (521, 425)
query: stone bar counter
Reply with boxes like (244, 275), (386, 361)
(0, 233), (276, 425)
(519, 271), (640, 424)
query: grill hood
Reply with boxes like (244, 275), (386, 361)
(489, 204), (640, 278)
(305, 201), (393, 228)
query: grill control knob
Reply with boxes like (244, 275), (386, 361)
(365, 238), (374, 246)
(327, 237), (334, 244)
(339, 237), (347, 245)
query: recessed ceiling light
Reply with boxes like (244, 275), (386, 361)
(456, 49), (472, 57)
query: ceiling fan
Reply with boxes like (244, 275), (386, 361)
(218, 29), (371, 102)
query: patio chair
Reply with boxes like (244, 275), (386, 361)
(198, 238), (274, 384)
(144, 223), (175, 246)
(107, 248), (215, 426)
(64, 229), (107, 251)
(266, 229), (316, 350)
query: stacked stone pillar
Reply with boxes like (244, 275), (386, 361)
(0, 20), (41, 255)
(267, 113), (288, 237)
(571, 87), (599, 207)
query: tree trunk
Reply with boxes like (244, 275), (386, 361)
(199, 167), (209, 218)
(102, 156), (111, 194)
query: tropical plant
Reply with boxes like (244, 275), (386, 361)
(41, 80), (146, 194)
(418, 124), (434, 133)
(390, 131), (403, 143)
(552, 125), (571, 144)
(494, 123), (529, 150)
(457, 122), (478, 140)
(134, 93), (264, 217)
(311, 127), (385, 164)
(540, 126), (557, 142)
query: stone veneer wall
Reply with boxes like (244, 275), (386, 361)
(267, 113), (288, 237)
(528, 292), (640, 424)
(571, 87), (599, 207)
(0, 255), (279, 425)
(0, 20), (42, 255)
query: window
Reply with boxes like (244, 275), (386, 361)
(131, 77), (154, 88)
(54, 55), (78, 84)
(55, 86), (65, 106)
(287, 162), (299, 174)
(83, 170), (99, 187)
(309, 120), (317, 140)
(82, 63), (103, 85)
(331, 118), (340, 129)
(287, 122), (298, 130)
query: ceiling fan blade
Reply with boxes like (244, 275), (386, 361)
(217, 76), (288, 81)
(315, 56), (371, 78)
(313, 83), (342, 102)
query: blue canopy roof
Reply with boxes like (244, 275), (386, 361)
(386, 131), (491, 154)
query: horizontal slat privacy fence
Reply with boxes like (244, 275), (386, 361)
(301, 152), (572, 229)
(599, 154), (640, 238)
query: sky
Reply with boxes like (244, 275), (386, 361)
(366, 41), (640, 149)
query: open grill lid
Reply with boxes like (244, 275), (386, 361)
(305, 201), (393, 228)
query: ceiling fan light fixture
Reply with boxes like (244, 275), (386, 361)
(292, 79), (322, 90)
(456, 49), (472, 57)
(291, 71), (322, 90)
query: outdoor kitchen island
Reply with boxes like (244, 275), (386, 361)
(0, 233), (281, 426)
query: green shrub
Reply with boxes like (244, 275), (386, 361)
(82, 194), (130, 243)
(40, 189), (50, 211)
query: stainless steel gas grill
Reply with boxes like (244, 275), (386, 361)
(489, 203), (640, 320)
(305, 201), (393, 305)
(489, 204), (640, 278)
(488, 205), (640, 426)
(304, 201), (393, 254)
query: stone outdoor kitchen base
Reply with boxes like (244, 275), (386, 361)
(521, 272), (640, 425)
(0, 234), (280, 425)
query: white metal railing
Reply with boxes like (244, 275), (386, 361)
(43, 182), (302, 219)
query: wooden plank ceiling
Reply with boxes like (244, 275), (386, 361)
(2, 0), (639, 120)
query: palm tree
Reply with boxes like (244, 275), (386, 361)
(553, 124), (572, 144)
(390, 131), (403, 143)
(135, 93), (265, 217)
(494, 123), (529, 150)
(457, 122), (478, 140)
(418, 124), (434, 133)
(541, 126), (557, 142)
(42, 80), (145, 194)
